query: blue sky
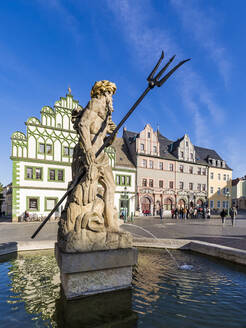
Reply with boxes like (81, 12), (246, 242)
(1, 0), (246, 185)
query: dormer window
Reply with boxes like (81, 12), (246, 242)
(147, 132), (151, 138)
(212, 159), (216, 166)
(153, 146), (157, 154)
(186, 141), (188, 147)
(217, 160), (221, 167)
(180, 151), (184, 159)
(222, 161), (226, 168)
(140, 143), (144, 151)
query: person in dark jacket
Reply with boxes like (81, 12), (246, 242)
(220, 209), (227, 224)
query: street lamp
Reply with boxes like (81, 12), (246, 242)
(226, 191), (231, 215)
(123, 186), (129, 223)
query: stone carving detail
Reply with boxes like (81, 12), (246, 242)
(58, 80), (132, 252)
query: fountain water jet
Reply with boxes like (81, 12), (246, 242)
(122, 223), (193, 270)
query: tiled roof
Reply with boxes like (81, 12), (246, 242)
(124, 129), (231, 169)
(111, 137), (135, 168)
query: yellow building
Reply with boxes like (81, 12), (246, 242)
(208, 157), (232, 211)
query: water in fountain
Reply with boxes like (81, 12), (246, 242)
(122, 223), (193, 270)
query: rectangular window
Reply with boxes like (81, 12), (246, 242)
(63, 146), (73, 157)
(48, 168), (65, 182)
(189, 166), (193, 174)
(25, 166), (43, 180)
(190, 153), (193, 160)
(189, 183), (193, 191)
(26, 167), (33, 179)
(169, 181), (174, 189)
(29, 198), (38, 210)
(180, 151), (184, 158)
(49, 169), (56, 181)
(142, 179), (147, 187)
(223, 201), (226, 208)
(116, 175), (131, 186)
(169, 163), (174, 171)
(149, 179), (153, 187)
(198, 167), (201, 175)
(227, 174), (229, 181)
(159, 180), (163, 188)
(46, 144), (52, 155)
(39, 143), (52, 155)
(39, 143), (45, 153)
(142, 159), (147, 168)
(180, 165), (184, 173)
(210, 172), (214, 179)
(159, 162), (163, 170)
(45, 198), (57, 211)
(223, 174), (226, 181)
(202, 184), (206, 191)
(218, 173), (221, 180)
(153, 146), (157, 154)
(27, 197), (39, 211)
(149, 160), (153, 169)
(126, 176), (131, 186)
(57, 169), (64, 181)
(217, 187), (221, 195)
(217, 201), (221, 208)
(197, 184), (201, 192)
(202, 168), (206, 175)
(35, 168), (42, 179)
(147, 132), (151, 138)
(179, 181), (184, 190)
(140, 144), (144, 151)
(210, 187), (214, 194)
(210, 200), (214, 208)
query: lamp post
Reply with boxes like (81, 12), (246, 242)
(123, 186), (129, 223)
(226, 191), (231, 216)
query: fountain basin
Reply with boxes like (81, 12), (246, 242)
(1, 247), (246, 327)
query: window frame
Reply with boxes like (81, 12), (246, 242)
(38, 142), (53, 155)
(48, 168), (65, 182)
(45, 197), (58, 212)
(25, 166), (43, 181)
(26, 196), (40, 212)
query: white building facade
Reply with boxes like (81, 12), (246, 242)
(11, 92), (136, 221)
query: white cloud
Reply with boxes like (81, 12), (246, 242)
(170, 0), (231, 86)
(106, 0), (225, 148)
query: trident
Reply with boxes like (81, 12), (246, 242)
(31, 51), (190, 238)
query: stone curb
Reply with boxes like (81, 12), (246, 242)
(1, 238), (246, 266)
(0, 240), (56, 256)
(133, 237), (246, 266)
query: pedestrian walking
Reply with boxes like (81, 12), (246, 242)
(159, 206), (163, 220)
(194, 208), (197, 219)
(174, 208), (178, 219)
(220, 208), (227, 224)
(206, 208), (211, 219)
(229, 206), (237, 226)
(183, 207), (187, 219)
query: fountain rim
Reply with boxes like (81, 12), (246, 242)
(1, 238), (246, 267)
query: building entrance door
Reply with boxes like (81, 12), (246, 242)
(141, 197), (151, 215)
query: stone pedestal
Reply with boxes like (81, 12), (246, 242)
(55, 243), (138, 299)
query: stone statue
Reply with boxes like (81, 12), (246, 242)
(58, 80), (132, 252)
